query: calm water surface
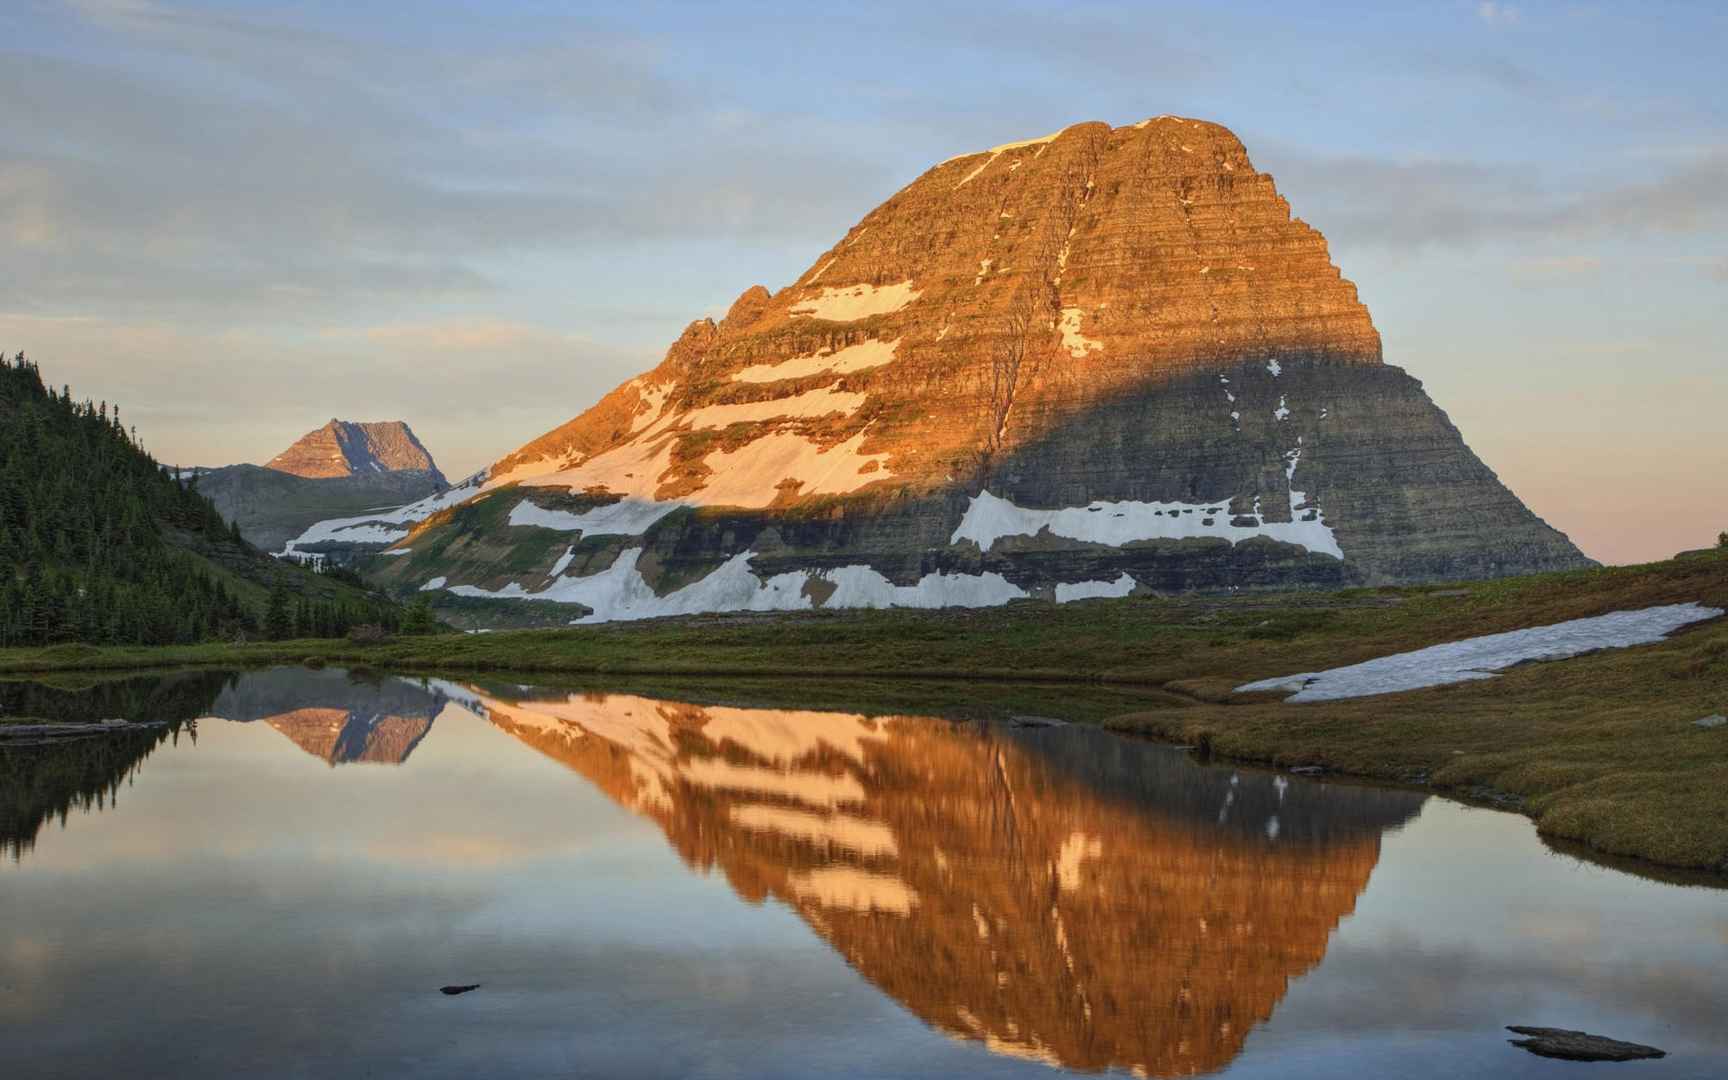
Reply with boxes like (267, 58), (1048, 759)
(3, 668), (1724, 1079)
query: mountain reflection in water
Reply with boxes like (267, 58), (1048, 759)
(442, 681), (1426, 1076)
(9, 669), (1724, 1079)
(211, 667), (439, 766)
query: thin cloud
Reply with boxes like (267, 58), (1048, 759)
(1263, 147), (1728, 251)
(1476, 2), (1521, 26)
(1508, 255), (1603, 280)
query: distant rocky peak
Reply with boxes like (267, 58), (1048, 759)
(266, 419), (446, 483)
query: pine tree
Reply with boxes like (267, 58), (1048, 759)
(264, 586), (292, 641)
(0, 353), (400, 646)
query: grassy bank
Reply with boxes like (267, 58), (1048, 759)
(0, 550), (1723, 871)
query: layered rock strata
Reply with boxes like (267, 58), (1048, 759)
(330, 116), (1587, 618)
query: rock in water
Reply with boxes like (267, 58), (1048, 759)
(1506, 1026), (1666, 1062)
(438, 984), (481, 996)
(358, 116), (1592, 622)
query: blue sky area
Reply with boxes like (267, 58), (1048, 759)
(3, 0), (1724, 562)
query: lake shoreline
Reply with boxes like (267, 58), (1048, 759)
(2, 549), (1724, 873)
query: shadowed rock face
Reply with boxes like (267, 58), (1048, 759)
(267, 420), (445, 483)
(196, 464), (450, 553)
(450, 686), (1425, 1076)
(357, 116), (1588, 617)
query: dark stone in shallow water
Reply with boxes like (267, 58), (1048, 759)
(439, 984), (481, 996)
(1507, 1026), (1666, 1062)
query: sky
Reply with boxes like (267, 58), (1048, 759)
(2, 0), (1724, 565)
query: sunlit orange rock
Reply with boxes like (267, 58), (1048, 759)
(465, 688), (1424, 1075)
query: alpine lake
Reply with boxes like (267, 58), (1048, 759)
(3, 667), (1724, 1079)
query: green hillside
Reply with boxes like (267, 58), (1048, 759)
(0, 353), (402, 646)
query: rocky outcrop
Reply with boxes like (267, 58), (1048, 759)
(348, 116), (1588, 620)
(266, 420), (445, 482)
(1506, 1027), (1666, 1062)
(452, 686), (1425, 1076)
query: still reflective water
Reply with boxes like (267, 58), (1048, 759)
(3, 668), (1724, 1079)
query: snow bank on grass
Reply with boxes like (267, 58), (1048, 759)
(952, 490), (1343, 560)
(1054, 573), (1136, 603)
(1237, 602), (1724, 702)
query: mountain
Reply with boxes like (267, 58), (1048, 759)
(199, 465), (450, 554)
(266, 420), (446, 482)
(195, 420), (448, 553)
(328, 116), (1589, 622)
(0, 356), (403, 646)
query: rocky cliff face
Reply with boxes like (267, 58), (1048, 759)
(449, 686), (1424, 1075)
(266, 420), (445, 483)
(338, 116), (1587, 619)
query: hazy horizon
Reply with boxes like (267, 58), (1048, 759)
(4, 0), (1725, 565)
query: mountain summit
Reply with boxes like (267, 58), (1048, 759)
(266, 420), (445, 483)
(320, 116), (1588, 620)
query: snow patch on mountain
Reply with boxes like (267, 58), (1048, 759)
(1058, 308), (1103, 358)
(510, 428), (891, 511)
(280, 470), (486, 555)
(951, 490), (1343, 560)
(789, 281), (920, 322)
(683, 384), (867, 427)
(732, 338), (900, 384)
(509, 498), (682, 537)
(447, 548), (1029, 623)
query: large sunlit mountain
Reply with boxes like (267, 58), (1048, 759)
(289, 116), (1589, 622)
